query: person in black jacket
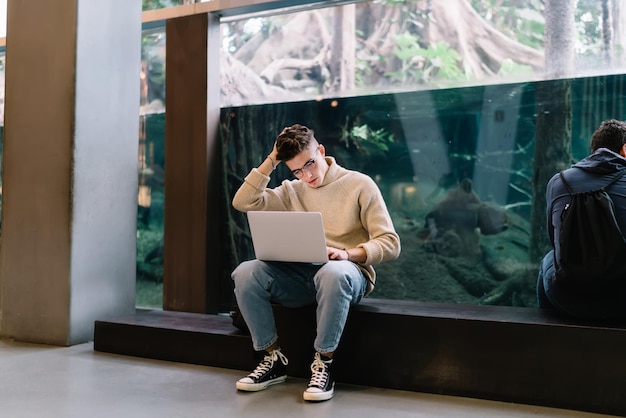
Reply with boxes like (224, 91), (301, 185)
(537, 119), (626, 320)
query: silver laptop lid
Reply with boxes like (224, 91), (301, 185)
(247, 211), (329, 263)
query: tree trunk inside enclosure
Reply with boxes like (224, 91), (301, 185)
(530, 79), (572, 263)
(602, 0), (613, 66)
(544, 0), (576, 79)
(529, 0), (576, 264)
(216, 119), (239, 309)
(614, 0), (626, 67)
(329, 4), (356, 93)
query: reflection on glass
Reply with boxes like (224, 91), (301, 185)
(220, 0), (625, 107)
(134, 0), (626, 309)
(142, 0), (195, 11)
(136, 29), (166, 308)
(0, 0), (6, 38)
(220, 74), (626, 308)
(0, 53), (4, 235)
(213, 0), (626, 310)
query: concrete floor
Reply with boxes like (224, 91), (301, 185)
(0, 339), (618, 418)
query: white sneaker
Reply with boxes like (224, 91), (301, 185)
(236, 348), (288, 392)
(303, 352), (334, 402)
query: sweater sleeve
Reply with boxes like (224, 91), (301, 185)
(357, 176), (401, 265)
(232, 168), (290, 212)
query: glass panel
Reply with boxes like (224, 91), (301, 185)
(0, 3), (5, 230)
(220, 0), (626, 107)
(218, 0), (626, 310)
(0, 51), (3, 229)
(0, 0), (6, 38)
(142, 0), (195, 11)
(220, 74), (626, 308)
(136, 28), (166, 308)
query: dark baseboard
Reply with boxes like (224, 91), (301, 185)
(94, 310), (256, 371)
(94, 299), (626, 416)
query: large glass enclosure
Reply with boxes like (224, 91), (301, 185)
(138, 0), (626, 309)
(219, 0), (624, 106)
(221, 75), (626, 307)
(1, 1), (622, 310)
(216, 0), (626, 309)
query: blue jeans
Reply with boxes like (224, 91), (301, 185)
(232, 259), (367, 353)
(536, 251), (557, 310)
(537, 250), (626, 320)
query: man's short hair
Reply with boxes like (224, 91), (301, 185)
(276, 124), (317, 161)
(590, 119), (626, 153)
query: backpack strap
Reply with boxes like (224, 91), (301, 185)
(602, 168), (626, 190)
(559, 167), (626, 196)
(558, 171), (574, 195)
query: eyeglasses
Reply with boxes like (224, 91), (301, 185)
(291, 149), (319, 178)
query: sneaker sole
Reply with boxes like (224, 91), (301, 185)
(236, 375), (287, 392)
(303, 387), (334, 402)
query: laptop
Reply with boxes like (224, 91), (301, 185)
(247, 211), (329, 263)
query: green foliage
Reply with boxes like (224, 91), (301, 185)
(387, 32), (464, 84)
(574, 0), (603, 57)
(222, 16), (288, 55)
(136, 280), (163, 308)
(141, 29), (166, 103)
(341, 121), (394, 156)
(377, 0), (413, 5)
(498, 58), (533, 77)
(421, 42), (464, 80)
(470, 0), (545, 50)
(136, 226), (164, 285)
(470, 0), (608, 57)
(142, 0), (181, 11)
(392, 31), (422, 62)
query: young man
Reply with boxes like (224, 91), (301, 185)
(231, 124), (401, 401)
(537, 119), (626, 320)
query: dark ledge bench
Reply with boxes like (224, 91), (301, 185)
(94, 298), (626, 416)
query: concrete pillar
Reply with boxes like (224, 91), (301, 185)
(0, 0), (141, 345)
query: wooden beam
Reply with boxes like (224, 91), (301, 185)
(163, 13), (210, 313)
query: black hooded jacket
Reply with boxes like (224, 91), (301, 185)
(546, 148), (626, 276)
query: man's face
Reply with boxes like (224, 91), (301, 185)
(284, 142), (327, 188)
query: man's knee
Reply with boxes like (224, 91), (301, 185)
(316, 262), (363, 295)
(232, 260), (263, 290)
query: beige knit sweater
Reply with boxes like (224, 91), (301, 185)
(232, 156), (401, 294)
